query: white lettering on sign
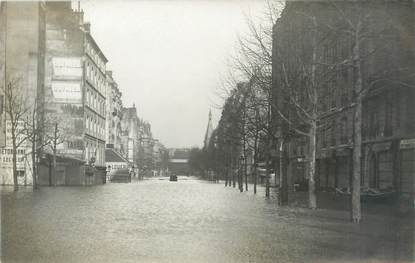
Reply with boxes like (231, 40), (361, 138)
(52, 81), (82, 103)
(0, 147), (27, 170)
(52, 57), (82, 79)
(400, 139), (415, 149)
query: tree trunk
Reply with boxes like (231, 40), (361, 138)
(307, 15), (318, 210)
(244, 158), (248, 191)
(232, 160), (236, 188)
(265, 154), (271, 198)
(52, 147), (57, 187)
(225, 165), (229, 187)
(239, 165), (243, 192)
(31, 134), (37, 190)
(12, 140), (18, 191)
(265, 177), (270, 198)
(279, 139), (288, 206)
(48, 158), (52, 186)
(253, 163), (257, 194)
(253, 147), (258, 194)
(308, 121), (317, 209)
(351, 30), (363, 224)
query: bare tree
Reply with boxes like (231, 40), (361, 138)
(22, 98), (48, 190)
(1, 78), (31, 191)
(44, 114), (69, 186)
(273, 9), (335, 209)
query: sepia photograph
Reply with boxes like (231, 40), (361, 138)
(0, 0), (414, 262)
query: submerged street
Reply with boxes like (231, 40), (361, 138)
(2, 177), (413, 263)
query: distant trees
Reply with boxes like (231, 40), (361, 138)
(188, 147), (205, 174)
(210, 0), (414, 223)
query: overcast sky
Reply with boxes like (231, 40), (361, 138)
(81, 0), (266, 148)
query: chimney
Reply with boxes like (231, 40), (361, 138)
(83, 22), (91, 33)
(74, 9), (84, 25)
(46, 1), (72, 11)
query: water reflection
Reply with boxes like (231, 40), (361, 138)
(2, 177), (413, 263)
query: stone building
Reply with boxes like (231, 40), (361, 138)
(120, 105), (140, 168)
(272, 1), (415, 203)
(41, 2), (107, 185)
(152, 139), (168, 175)
(139, 121), (154, 171)
(168, 148), (190, 175)
(105, 71), (123, 153)
(203, 110), (214, 149)
(0, 2), (46, 185)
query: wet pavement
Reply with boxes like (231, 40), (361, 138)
(1, 176), (414, 263)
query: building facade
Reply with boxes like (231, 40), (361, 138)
(43, 2), (107, 185)
(0, 2), (46, 185)
(120, 106), (140, 168)
(168, 148), (190, 175)
(272, 1), (415, 203)
(105, 70), (123, 153)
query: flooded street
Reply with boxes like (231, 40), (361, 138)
(1, 177), (414, 263)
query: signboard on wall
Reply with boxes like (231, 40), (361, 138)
(52, 57), (82, 79)
(0, 95), (4, 147)
(51, 81), (82, 103)
(51, 57), (83, 104)
(400, 139), (415, 149)
(0, 147), (27, 170)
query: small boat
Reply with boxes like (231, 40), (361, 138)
(169, 174), (178, 182)
(335, 187), (396, 202)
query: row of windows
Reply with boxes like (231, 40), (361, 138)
(363, 91), (415, 139)
(319, 117), (349, 149)
(86, 87), (105, 116)
(86, 41), (106, 74)
(86, 113), (105, 140)
(86, 61), (106, 95)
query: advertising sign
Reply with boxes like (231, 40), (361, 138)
(0, 95), (4, 148)
(52, 57), (82, 79)
(52, 81), (82, 103)
(0, 147), (27, 170)
(400, 139), (415, 149)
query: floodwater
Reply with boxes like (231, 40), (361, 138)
(1, 177), (414, 263)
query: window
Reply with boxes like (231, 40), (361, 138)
(321, 125), (327, 149)
(340, 92), (348, 107)
(340, 117), (348, 144)
(406, 95), (415, 133)
(367, 99), (379, 138)
(384, 94), (393, 137)
(330, 80), (337, 109)
(330, 120), (336, 146)
(86, 90), (90, 106)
